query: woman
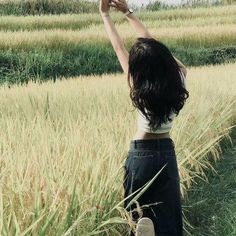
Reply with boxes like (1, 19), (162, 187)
(99, 1), (189, 235)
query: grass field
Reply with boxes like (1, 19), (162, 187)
(0, 2), (236, 235)
(0, 5), (236, 50)
(0, 63), (235, 235)
(185, 132), (236, 236)
(0, 5), (235, 84)
(0, 25), (235, 50)
(0, 5), (236, 31)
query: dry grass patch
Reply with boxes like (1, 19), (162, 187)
(0, 63), (235, 234)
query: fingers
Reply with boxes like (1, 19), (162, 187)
(110, 0), (121, 5)
(109, 3), (117, 8)
(109, 0), (117, 6)
(109, 0), (119, 8)
(109, 0), (127, 11)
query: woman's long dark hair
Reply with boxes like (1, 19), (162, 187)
(128, 37), (189, 130)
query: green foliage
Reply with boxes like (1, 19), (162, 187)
(146, 1), (166, 11)
(222, 0), (236, 3)
(0, 4), (235, 85)
(171, 46), (236, 66)
(146, 0), (174, 11)
(1, 0), (235, 16)
(0, 45), (235, 85)
(0, 0), (98, 15)
(184, 131), (236, 236)
(0, 45), (121, 85)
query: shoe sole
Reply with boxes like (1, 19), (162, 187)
(135, 217), (155, 236)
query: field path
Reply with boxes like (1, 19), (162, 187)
(184, 129), (236, 236)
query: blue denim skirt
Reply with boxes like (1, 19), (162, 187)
(123, 138), (183, 236)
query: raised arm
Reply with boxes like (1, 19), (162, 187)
(110, 0), (152, 38)
(99, 0), (129, 74)
(110, 0), (187, 76)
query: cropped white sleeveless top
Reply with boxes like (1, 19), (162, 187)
(137, 71), (186, 134)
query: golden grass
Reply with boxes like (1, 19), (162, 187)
(0, 24), (235, 51)
(0, 4), (235, 51)
(0, 6), (235, 31)
(0, 63), (235, 234)
(0, 3), (235, 20)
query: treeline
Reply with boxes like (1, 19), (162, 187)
(185, 0), (236, 4)
(146, 0), (236, 10)
(0, 0), (236, 15)
(0, 0), (98, 15)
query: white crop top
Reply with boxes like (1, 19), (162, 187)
(137, 71), (186, 134)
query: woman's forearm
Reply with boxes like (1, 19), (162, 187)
(126, 13), (152, 39)
(102, 14), (125, 51)
(101, 14), (129, 73)
(109, 0), (152, 38)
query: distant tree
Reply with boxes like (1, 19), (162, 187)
(221, 0), (236, 3)
(183, 0), (236, 6)
(146, 1), (169, 10)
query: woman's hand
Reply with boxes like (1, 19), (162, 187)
(99, 0), (111, 15)
(109, 0), (129, 14)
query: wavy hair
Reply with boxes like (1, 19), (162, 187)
(128, 38), (189, 130)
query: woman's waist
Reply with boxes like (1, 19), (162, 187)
(130, 134), (175, 152)
(133, 130), (170, 140)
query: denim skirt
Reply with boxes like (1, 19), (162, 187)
(123, 138), (183, 236)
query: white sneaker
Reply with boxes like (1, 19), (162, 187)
(135, 217), (155, 236)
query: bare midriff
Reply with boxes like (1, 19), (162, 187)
(133, 130), (170, 140)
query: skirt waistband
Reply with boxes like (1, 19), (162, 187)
(130, 138), (175, 151)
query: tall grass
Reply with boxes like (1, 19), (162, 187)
(0, 5), (235, 84)
(0, 24), (235, 50)
(0, 13), (235, 84)
(0, 63), (235, 235)
(0, 5), (236, 31)
(184, 134), (236, 235)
